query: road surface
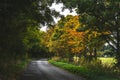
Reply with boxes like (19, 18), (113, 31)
(19, 59), (86, 80)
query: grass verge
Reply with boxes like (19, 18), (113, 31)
(0, 59), (31, 80)
(49, 60), (120, 80)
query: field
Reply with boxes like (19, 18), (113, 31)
(98, 57), (116, 67)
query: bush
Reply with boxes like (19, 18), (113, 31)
(51, 56), (69, 63)
(51, 56), (61, 61)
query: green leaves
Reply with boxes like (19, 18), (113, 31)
(60, 0), (120, 66)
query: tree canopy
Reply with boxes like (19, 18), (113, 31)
(58, 0), (120, 66)
(0, 0), (59, 55)
(0, 0), (59, 79)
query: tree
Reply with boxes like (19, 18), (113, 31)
(60, 0), (120, 67)
(59, 15), (106, 61)
(83, 30), (108, 60)
(0, 0), (59, 79)
(46, 15), (85, 61)
(0, 0), (58, 56)
(42, 26), (56, 57)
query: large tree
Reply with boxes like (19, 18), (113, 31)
(0, 0), (59, 79)
(59, 0), (120, 67)
(46, 15), (85, 61)
(0, 0), (58, 56)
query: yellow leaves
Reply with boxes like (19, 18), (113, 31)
(68, 30), (85, 38)
(67, 41), (76, 45)
(61, 15), (86, 54)
(102, 31), (111, 35)
(63, 15), (80, 31)
(71, 47), (84, 54)
(87, 31), (101, 39)
(85, 30), (104, 40)
(84, 30), (111, 40)
(47, 14), (112, 56)
(85, 29), (111, 40)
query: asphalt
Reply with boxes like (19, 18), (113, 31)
(19, 59), (86, 80)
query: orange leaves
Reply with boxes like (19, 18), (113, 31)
(65, 29), (85, 54)
(71, 47), (84, 54)
(102, 31), (111, 35)
(68, 30), (85, 38)
(67, 41), (76, 45)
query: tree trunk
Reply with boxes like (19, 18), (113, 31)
(88, 49), (93, 61)
(93, 48), (97, 59)
(116, 26), (120, 67)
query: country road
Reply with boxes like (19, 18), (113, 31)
(19, 59), (86, 80)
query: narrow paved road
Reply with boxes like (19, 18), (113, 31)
(19, 59), (86, 80)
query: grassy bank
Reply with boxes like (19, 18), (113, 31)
(17, 59), (32, 79)
(0, 59), (31, 80)
(49, 60), (119, 80)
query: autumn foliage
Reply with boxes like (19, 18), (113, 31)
(44, 15), (111, 60)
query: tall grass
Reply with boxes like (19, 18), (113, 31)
(49, 57), (120, 80)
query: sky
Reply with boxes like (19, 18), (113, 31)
(40, 3), (77, 31)
(50, 3), (77, 23)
